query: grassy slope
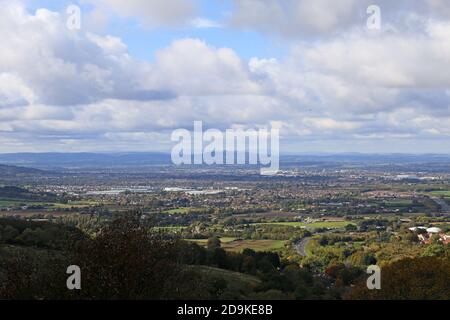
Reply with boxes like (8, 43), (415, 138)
(191, 265), (261, 288)
(252, 221), (355, 229)
(186, 238), (286, 252)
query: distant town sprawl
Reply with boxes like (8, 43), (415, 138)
(0, 154), (449, 299)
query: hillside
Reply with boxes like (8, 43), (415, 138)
(0, 164), (45, 177)
(0, 186), (58, 203)
(0, 153), (171, 169)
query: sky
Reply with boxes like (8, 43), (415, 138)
(2, 0), (450, 154)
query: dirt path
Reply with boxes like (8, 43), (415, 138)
(294, 237), (311, 257)
(432, 197), (450, 215)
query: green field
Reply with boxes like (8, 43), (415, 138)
(52, 201), (98, 209)
(163, 207), (192, 214)
(427, 190), (450, 197)
(155, 226), (187, 231)
(222, 239), (286, 252)
(189, 265), (261, 288)
(0, 200), (31, 206)
(304, 239), (314, 256)
(0, 199), (54, 208)
(252, 221), (355, 229)
(383, 199), (415, 207)
(0, 199), (98, 209)
(187, 237), (237, 245)
(187, 238), (286, 252)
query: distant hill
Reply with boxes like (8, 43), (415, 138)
(0, 164), (45, 176)
(282, 153), (450, 164)
(1, 152), (450, 170)
(0, 185), (58, 202)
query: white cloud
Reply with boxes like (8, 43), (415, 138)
(0, 73), (37, 107)
(2, 1), (450, 153)
(229, 0), (450, 37)
(152, 39), (260, 95)
(295, 24), (450, 89)
(190, 18), (222, 29)
(229, 0), (361, 36)
(84, 0), (196, 26)
(0, 2), (170, 106)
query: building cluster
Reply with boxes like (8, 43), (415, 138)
(409, 227), (450, 245)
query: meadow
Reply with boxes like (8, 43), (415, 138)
(427, 190), (450, 197)
(252, 221), (356, 229)
(187, 238), (286, 252)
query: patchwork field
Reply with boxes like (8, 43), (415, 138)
(252, 221), (356, 229)
(0, 199), (98, 209)
(383, 199), (415, 207)
(429, 190), (450, 196)
(190, 265), (261, 288)
(187, 238), (286, 252)
(187, 237), (237, 245)
(163, 207), (192, 214)
(52, 201), (99, 209)
(0, 211), (74, 218)
(222, 239), (286, 252)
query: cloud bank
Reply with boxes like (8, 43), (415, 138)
(1, 1), (450, 153)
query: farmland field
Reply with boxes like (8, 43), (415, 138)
(0, 200), (31, 207)
(162, 208), (192, 214)
(428, 190), (450, 197)
(252, 221), (356, 229)
(187, 237), (237, 245)
(0, 199), (98, 209)
(52, 201), (98, 209)
(190, 265), (261, 288)
(383, 199), (415, 207)
(187, 238), (286, 252)
(224, 239), (286, 252)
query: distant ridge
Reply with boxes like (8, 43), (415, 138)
(0, 164), (45, 176)
(282, 153), (450, 163)
(0, 152), (172, 169)
(1, 152), (450, 169)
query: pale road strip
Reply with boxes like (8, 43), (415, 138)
(294, 237), (311, 257)
(432, 197), (450, 215)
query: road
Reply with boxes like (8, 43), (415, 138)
(432, 197), (450, 215)
(294, 237), (311, 257)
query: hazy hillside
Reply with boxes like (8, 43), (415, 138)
(0, 164), (45, 177)
(0, 153), (171, 169)
(1, 152), (450, 170)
